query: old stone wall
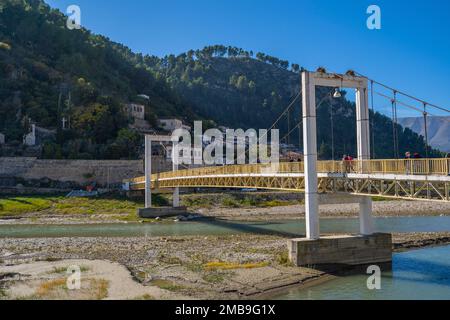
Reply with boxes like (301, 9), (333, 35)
(0, 157), (149, 188)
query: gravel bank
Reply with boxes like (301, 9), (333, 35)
(1, 232), (449, 300)
(196, 200), (450, 221)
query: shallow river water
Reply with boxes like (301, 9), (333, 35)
(1, 216), (450, 300)
(272, 245), (450, 300)
(0, 216), (449, 238)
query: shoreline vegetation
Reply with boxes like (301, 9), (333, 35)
(1, 192), (450, 224)
(1, 192), (450, 300)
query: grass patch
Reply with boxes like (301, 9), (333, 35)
(150, 279), (185, 292)
(42, 257), (62, 262)
(91, 279), (109, 300)
(182, 193), (300, 209)
(0, 196), (57, 216)
(275, 251), (293, 266)
(371, 196), (397, 202)
(260, 200), (299, 207)
(0, 193), (169, 218)
(182, 197), (216, 208)
(32, 278), (109, 300)
(202, 272), (226, 283)
(131, 294), (154, 300)
(222, 196), (297, 208)
(35, 278), (67, 297)
(158, 254), (182, 265)
(185, 253), (209, 273)
(0, 288), (8, 299)
(204, 261), (269, 271)
(49, 265), (90, 274)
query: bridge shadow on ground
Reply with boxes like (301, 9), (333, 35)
(194, 215), (303, 238)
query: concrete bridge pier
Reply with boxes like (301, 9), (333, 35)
(359, 197), (374, 236)
(172, 161), (180, 208)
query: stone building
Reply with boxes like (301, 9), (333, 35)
(159, 118), (191, 132)
(123, 103), (151, 132)
(0, 133), (5, 145)
(123, 103), (145, 120)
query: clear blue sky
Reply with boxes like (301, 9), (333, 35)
(45, 0), (450, 117)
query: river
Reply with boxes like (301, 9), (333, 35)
(272, 245), (450, 300)
(0, 216), (449, 238)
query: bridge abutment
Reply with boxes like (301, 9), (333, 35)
(288, 233), (392, 267)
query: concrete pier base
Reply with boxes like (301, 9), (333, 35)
(288, 233), (392, 267)
(138, 206), (188, 218)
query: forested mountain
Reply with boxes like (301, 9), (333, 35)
(0, 0), (441, 160)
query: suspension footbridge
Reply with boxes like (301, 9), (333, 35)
(125, 70), (450, 257)
(127, 159), (450, 202)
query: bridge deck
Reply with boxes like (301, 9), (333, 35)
(126, 159), (450, 202)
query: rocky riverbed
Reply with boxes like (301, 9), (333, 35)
(1, 199), (449, 225)
(1, 232), (450, 300)
(197, 200), (450, 221)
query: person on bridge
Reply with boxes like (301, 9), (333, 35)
(405, 151), (412, 175)
(342, 155), (354, 173)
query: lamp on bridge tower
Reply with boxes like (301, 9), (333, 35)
(333, 88), (342, 99)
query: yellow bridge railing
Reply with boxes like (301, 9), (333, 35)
(128, 158), (450, 185)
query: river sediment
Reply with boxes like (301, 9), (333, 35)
(1, 232), (449, 300)
(1, 199), (449, 225)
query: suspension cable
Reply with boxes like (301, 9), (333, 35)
(330, 94), (335, 161)
(266, 91), (302, 135)
(287, 107), (291, 145)
(370, 80), (376, 159)
(354, 71), (450, 114)
(281, 88), (334, 142)
(391, 91), (400, 159)
(423, 103), (429, 160)
(372, 90), (450, 122)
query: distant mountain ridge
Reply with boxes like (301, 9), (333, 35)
(398, 117), (450, 153)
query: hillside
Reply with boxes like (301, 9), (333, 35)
(0, 0), (198, 159)
(398, 117), (450, 153)
(0, 0), (441, 160)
